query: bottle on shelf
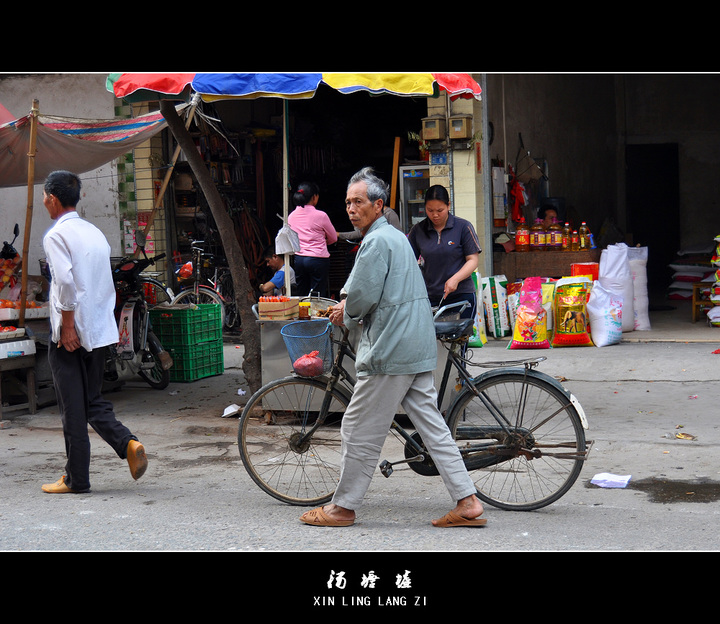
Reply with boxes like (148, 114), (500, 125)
(515, 218), (530, 252)
(530, 218), (546, 251)
(561, 222), (572, 251)
(579, 221), (591, 250)
(571, 230), (580, 252)
(547, 217), (563, 250)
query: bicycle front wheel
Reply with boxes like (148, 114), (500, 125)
(447, 371), (586, 511)
(238, 376), (349, 506)
(171, 286), (225, 327)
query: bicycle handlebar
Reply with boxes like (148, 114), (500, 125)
(433, 300), (470, 321)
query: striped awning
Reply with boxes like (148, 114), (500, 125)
(107, 72), (482, 102)
(0, 107), (172, 187)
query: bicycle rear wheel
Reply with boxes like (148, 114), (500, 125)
(216, 271), (240, 330)
(171, 286), (225, 327)
(447, 371), (586, 511)
(140, 277), (174, 307)
(238, 376), (349, 506)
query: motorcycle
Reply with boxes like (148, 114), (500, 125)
(104, 230), (173, 390)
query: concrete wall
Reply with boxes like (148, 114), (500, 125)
(0, 73), (121, 273)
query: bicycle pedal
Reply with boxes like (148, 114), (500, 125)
(379, 460), (393, 478)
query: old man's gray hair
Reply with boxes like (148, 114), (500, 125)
(348, 167), (389, 204)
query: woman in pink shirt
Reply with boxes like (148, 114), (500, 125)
(288, 181), (337, 297)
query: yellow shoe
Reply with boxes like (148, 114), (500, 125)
(127, 440), (148, 480)
(41, 475), (86, 494)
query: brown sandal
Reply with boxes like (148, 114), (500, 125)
(300, 507), (355, 527)
(432, 510), (487, 527)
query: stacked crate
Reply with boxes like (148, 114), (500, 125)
(149, 304), (224, 381)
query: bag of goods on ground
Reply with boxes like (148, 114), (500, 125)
(468, 271), (487, 347)
(541, 281), (556, 331)
(551, 277), (594, 347)
(508, 276), (551, 349)
(505, 281), (523, 329)
(599, 243), (635, 332)
(481, 275), (511, 338)
(627, 246), (650, 330)
(586, 281), (623, 347)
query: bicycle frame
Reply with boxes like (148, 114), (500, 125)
(178, 240), (228, 302)
(293, 301), (589, 474)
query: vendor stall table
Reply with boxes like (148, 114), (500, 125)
(0, 353), (36, 427)
(493, 249), (601, 284)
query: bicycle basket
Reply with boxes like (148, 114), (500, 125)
(280, 320), (334, 376)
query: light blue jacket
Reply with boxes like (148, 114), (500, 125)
(343, 217), (436, 376)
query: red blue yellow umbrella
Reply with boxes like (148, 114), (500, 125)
(107, 72), (481, 102)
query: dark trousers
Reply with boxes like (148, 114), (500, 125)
(294, 255), (330, 298)
(48, 342), (135, 491)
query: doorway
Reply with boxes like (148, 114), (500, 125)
(625, 143), (680, 298)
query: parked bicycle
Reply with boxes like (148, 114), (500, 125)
(237, 302), (591, 511)
(140, 275), (174, 308)
(170, 239), (239, 330)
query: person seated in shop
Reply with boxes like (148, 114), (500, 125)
(538, 204), (559, 230)
(259, 245), (296, 297)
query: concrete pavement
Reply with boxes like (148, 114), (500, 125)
(1, 299), (719, 551)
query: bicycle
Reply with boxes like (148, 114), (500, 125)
(237, 302), (591, 511)
(170, 239), (240, 330)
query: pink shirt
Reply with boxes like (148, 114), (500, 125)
(288, 205), (337, 258)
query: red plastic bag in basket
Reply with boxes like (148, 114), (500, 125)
(293, 350), (324, 377)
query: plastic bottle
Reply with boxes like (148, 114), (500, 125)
(547, 217), (563, 250)
(515, 218), (530, 252)
(530, 218), (546, 251)
(561, 222), (571, 251)
(579, 222), (591, 250)
(571, 230), (580, 252)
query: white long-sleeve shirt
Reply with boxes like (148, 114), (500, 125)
(43, 211), (119, 351)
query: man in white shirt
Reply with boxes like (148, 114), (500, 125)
(41, 170), (147, 494)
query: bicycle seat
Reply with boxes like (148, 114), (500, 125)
(434, 317), (474, 340)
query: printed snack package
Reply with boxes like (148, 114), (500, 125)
(509, 276), (551, 349)
(551, 277), (594, 347)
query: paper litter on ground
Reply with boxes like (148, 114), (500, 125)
(222, 403), (242, 418)
(590, 472), (632, 488)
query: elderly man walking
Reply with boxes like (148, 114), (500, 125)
(299, 167), (485, 528)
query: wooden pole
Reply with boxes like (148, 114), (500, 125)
(390, 136), (401, 211)
(140, 102), (198, 243)
(283, 99), (291, 295)
(18, 99), (39, 328)
(159, 100), (262, 392)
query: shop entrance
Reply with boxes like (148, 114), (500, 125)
(625, 143), (680, 298)
(173, 87), (430, 299)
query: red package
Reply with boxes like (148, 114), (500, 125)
(293, 350), (324, 377)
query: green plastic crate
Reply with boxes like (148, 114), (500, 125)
(167, 339), (224, 382)
(149, 304), (222, 347)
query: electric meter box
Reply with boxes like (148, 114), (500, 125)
(449, 115), (472, 139)
(421, 117), (446, 141)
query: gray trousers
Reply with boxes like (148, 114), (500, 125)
(331, 371), (477, 511)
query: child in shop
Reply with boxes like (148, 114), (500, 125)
(260, 245), (296, 297)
